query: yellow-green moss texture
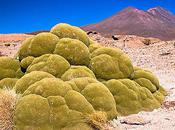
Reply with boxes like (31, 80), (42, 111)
(27, 54), (70, 78)
(104, 79), (162, 116)
(18, 32), (59, 60)
(0, 57), (23, 80)
(90, 47), (134, 80)
(54, 38), (90, 66)
(14, 78), (117, 130)
(50, 23), (90, 46)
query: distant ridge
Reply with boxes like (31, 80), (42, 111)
(81, 6), (175, 40)
(26, 30), (48, 35)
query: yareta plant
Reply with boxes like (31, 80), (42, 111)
(0, 23), (166, 130)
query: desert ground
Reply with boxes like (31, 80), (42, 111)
(0, 34), (31, 57)
(0, 33), (175, 130)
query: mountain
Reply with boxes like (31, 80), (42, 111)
(81, 6), (175, 40)
(26, 30), (48, 35)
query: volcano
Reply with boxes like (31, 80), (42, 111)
(81, 6), (175, 40)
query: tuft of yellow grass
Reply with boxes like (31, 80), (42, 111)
(87, 111), (109, 130)
(0, 89), (20, 130)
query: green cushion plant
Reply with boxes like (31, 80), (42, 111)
(0, 23), (166, 130)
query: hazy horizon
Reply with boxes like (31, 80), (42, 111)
(0, 0), (174, 33)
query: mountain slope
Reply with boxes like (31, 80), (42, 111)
(81, 7), (175, 40)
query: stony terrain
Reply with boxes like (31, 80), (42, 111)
(0, 34), (31, 57)
(0, 33), (175, 130)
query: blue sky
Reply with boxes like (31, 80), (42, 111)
(0, 0), (174, 33)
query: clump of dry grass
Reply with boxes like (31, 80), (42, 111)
(87, 111), (109, 130)
(0, 89), (20, 130)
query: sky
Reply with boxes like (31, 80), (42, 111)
(0, 0), (174, 33)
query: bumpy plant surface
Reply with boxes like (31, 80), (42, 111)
(0, 23), (167, 130)
(26, 54), (70, 78)
(0, 78), (18, 89)
(61, 66), (96, 81)
(0, 57), (23, 80)
(20, 56), (34, 69)
(54, 38), (90, 66)
(18, 32), (59, 60)
(50, 23), (90, 46)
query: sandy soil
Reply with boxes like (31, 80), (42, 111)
(0, 34), (30, 42)
(0, 34), (31, 57)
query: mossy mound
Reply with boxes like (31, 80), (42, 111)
(14, 94), (94, 130)
(0, 78), (18, 89)
(14, 71), (55, 93)
(0, 23), (166, 130)
(18, 32), (59, 60)
(61, 66), (96, 81)
(20, 56), (35, 71)
(81, 82), (118, 119)
(50, 23), (90, 46)
(22, 78), (117, 119)
(27, 54), (70, 78)
(104, 79), (161, 116)
(66, 77), (118, 119)
(0, 57), (23, 80)
(14, 78), (113, 129)
(66, 77), (99, 92)
(90, 47), (134, 80)
(22, 78), (72, 98)
(17, 37), (33, 60)
(54, 38), (90, 65)
(131, 67), (160, 93)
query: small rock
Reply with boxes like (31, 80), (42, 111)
(112, 35), (119, 40)
(163, 101), (175, 109)
(160, 52), (171, 56)
(120, 115), (151, 125)
(87, 31), (97, 35)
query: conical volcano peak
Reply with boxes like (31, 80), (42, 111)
(117, 6), (147, 16)
(82, 6), (175, 40)
(119, 6), (142, 13)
